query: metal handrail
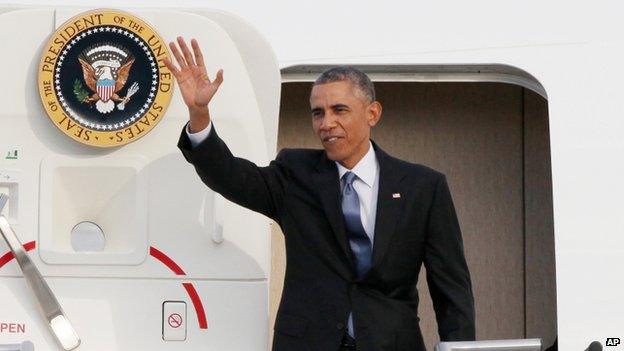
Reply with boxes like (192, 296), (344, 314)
(0, 194), (80, 351)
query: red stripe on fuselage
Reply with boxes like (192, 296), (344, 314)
(0, 243), (209, 330)
(183, 282), (209, 329)
(149, 246), (186, 275)
(0, 241), (36, 269)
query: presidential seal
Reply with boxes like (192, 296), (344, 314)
(38, 9), (173, 147)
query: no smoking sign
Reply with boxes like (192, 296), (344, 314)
(163, 301), (186, 341)
(168, 313), (183, 328)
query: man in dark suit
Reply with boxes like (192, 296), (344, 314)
(165, 37), (475, 351)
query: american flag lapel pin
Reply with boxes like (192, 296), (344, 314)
(392, 193), (401, 199)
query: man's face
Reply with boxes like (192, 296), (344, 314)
(310, 80), (381, 169)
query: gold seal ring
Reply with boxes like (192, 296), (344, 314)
(38, 9), (173, 147)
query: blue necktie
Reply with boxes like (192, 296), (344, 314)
(341, 171), (373, 338)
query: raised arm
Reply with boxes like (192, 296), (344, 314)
(167, 37), (288, 221)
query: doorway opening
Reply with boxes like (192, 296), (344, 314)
(272, 64), (556, 351)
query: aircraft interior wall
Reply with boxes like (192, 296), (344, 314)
(273, 81), (556, 350)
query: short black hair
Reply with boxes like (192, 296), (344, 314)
(313, 66), (375, 103)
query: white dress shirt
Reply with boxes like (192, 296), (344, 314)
(335, 142), (380, 245)
(186, 121), (213, 148)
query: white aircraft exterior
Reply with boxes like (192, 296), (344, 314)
(0, 1), (622, 350)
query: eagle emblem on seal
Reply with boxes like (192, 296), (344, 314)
(76, 43), (139, 114)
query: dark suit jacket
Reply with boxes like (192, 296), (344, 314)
(178, 126), (475, 351)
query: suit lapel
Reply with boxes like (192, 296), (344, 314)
(312, 154), (354, 269)
(371, 142), (406, 270)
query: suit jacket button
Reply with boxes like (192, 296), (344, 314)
(336, 322), (344, 330)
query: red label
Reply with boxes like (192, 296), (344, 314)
(0, 322), (26, 333)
